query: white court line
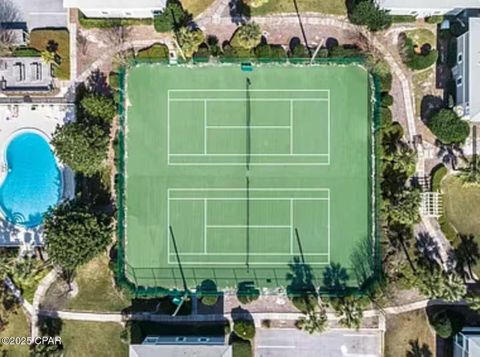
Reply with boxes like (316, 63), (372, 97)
(207, 225), (291, 228)
(167, 88), (330, 166)
(169, 98), (328, 102)
(204, 100), (207, 154)
(168, 253), (329, 256)
(167, 91), (170, 165)
(169, 187), (329, 191)
(170, 196), (328, 201)
(206, 125), (291, 129)
(204, 199), (207, 254)
(290, 100), (294, 155)
(290, 199), (293, 254)
(168, 89), (329, 92)
(170, 261), (330, 265)
(169, 153), (328, 156)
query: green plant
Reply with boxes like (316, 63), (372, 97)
(230, 22), (262, 50)
(429, 309), (465, 339)
(232, 339), (252, 357)
(350, 1), (392, 32)
(390, 15), (417, 23)
(137, 43), (169, 60)
(177, 27), (205, 58)
(331, 296), (365, 330)
(427, 109), (470, 145)
(81, 94), (116, 122)
(233, 320), (255, 340)
(328, 45), (362, 58)
(381, 93), (394, 107)
(254, 43), (286, 59)
(78, 11), (152, 29)
(431, 164), (448, 192)
(426, 15), (444, 24)
(290, 43), (310, 58)
(12, 47), (40, 57)
(44, 200), (113, 284)
(295, 306), (328, 334)
(109, 72), (119, 90)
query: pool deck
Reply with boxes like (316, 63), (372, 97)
(0, 103), (76, 248)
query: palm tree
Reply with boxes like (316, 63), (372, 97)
(231, 22), (262, 49)
(295, 306), (328, 334)
(177, 27), (205, 58)
(332, 296), (364, 330)
(441, 273), (467, 302)
(41, 50), (57, 67)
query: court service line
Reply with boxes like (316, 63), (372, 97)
(169, 153), (328, 156)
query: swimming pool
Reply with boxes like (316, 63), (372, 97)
(0, 131), (62, 228)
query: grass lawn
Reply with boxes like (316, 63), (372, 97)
(442, 175), (480, 236)
(181, 0), (216, 16)
(247, 0), (347, 16)
(412, 68), (436, 116)
(66, 254), (130, 312)
(0, 307), (30, 356)
(61, 320), (127, 357)
(385, 309), (435, 357)
(406, 29), (436, 48)
(29, 29), (70, 80)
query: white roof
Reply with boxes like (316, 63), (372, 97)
(63, 0), (166, 9)
(469, 17), (480, 121)
(378, 0), (480, 10)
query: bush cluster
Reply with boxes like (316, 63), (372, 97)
(137, 43), (169, 60)
(78, 11), (152, 29)
(398, 32), (438, 70)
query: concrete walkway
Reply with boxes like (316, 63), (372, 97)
(31, 269), (59, 338)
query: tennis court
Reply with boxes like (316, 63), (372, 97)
(124, 64), (373, 290)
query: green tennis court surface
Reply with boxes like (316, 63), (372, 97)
(124, 64), (373, 290)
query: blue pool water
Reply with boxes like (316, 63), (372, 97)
(0, 132), (62, 227)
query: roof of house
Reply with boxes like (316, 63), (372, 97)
(63, 0), (166, 9)
(469, 17), (480, 121)
(129, 345), (232, 357)
(0, 57), (53, 91)
(13, 0), (67, 30)
(377, 0), (480, 10)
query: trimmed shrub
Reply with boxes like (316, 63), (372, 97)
(350, 1), (392, 31)
(232, 339), (252, 357)
(222, 43), (253, 59)
(78, 11), (152, 29)
(328, 45), (362, 58)
(230, 22), (262, 50)
(193, 44), (210, 60)
(108, 72), (119, 90)
(390, 15), (417, 23)
(233, 319), (255, 340)
(426, 15), (444, 24)
(427, 109), (470, 144)
(430, 309), (465, 339)
(290, 43), (310, 58)
(398, 32), (438, 70)
(380, 107), (393, 126)
(254, 43), (286, 59)
(12, 47), (40, 57)
(431, 164), (448, 192)
(137, 43), (169, 60)
(381, 93), (394, 107)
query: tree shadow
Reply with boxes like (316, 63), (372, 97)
(454, 235), (480, 281)
(228, 0), (251, 25)
(435, 140), (466, 170)
(345, 0), (362, 17)
(415, 232), (443, 266)
(407, 339), (433, 357)
(86, 69), (112, 98)
(420, 95), (444, 123)
(292, 0), (311, 56)
(286, 256), (318, 313)
(322, 262), (349, 292)
(37, 316), (63, 337)
(350, 235), (377, 291)
(289, 37), (302, 52)
(325, 37), (339, 51)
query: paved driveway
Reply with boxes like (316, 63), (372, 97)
(255, 328), (382, 357)
(13, 0), (67, 30)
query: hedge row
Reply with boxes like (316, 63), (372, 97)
(12, 47), (40, 57)
(78, 11), (152, 29)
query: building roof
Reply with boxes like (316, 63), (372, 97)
(469, 17), (480, 121)
(129, 345), (232, 357)
(377, 0), (480, 10)
(63, 0), (166, 9)
(0, 57), (53, 91)
(12, 0), (67, 30)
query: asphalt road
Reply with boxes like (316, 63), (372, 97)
(255, 328), (382, 357)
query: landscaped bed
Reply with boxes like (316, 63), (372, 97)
(385, 309), (435, 357)
(181, 0), (216, 16)
(442, 175), (480, 236)
(29, 29), (70, 80)
(246, 0), (347, 16)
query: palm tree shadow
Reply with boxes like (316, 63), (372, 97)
(454, 234), (480, 281)
(407, 339), (433, 357)
(228, 0), (251, 25)
(323, 262), (349, 293)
